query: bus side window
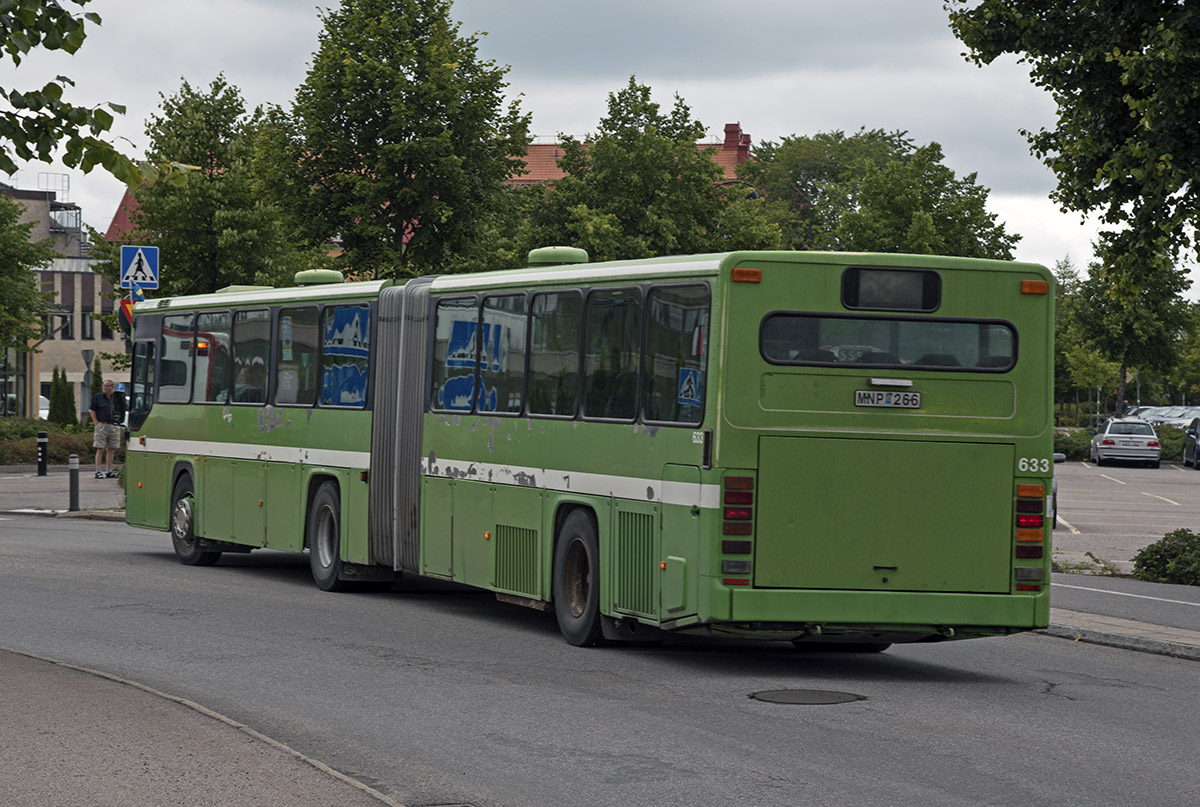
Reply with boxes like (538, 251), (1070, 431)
(195, 311), (232, 404)
(528, 292), (581, 417)
(277, 306), (319, 406)
(130, 340), (156, 430)
(159, 314), (196, 403)
(584, 288), (640, 420)
(644, 284), (709, 424)
(233, 310), (270, 404)
(480, 294), (527, 414)
(431, 298), (478, 412)
(321, 305), (370, 408)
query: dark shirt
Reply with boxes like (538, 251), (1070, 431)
(90, 391), (126, 424)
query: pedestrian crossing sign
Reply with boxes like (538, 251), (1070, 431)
(120, 245), (159, 290)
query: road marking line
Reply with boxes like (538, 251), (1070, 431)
(1052, 582), (1200, 608)
(1099, 474), (1126, 485)
(1055, 515), (1080, 533)
(1140, 492), (1181, 506)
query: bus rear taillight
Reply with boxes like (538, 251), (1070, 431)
(1014, 482), (1046, 591)
(722, 475), (756, 582)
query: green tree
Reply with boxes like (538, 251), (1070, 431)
(947, 1), (1200, 289)
(737, 128), (913, 250)
(96, 76), (322, 297)
(0, 193), (57, 352)
(89, 356), (102, 398)
(524, 76), (780, 262)
(835, 143), (1019, 259)
(48, 366), (75, 426)
(277, 0), (530, 278)
(1073, 255), (1189, 411)
(1, 0), (139, 183)
(742, 129), (1017, 259)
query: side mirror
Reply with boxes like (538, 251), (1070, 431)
(1053, 452), (1066, 464)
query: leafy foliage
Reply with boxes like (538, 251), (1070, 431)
(1053, 428), (1091, 461)
(523, 76), (780, 262)
(740, 129), (1017, 259)
(947, 1), (1200, 289)
(1133, 529), (1200, 587)
(276, 0), (531, 278)
(92, 76), (322, 298)
(0, 0), (139, 183)
(0, 192), (56, 352)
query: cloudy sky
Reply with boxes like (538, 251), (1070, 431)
(3, 0), (1104, 272)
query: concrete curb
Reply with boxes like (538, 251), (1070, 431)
(0, 509), (126, 520)
(1039, 624), (1200, 662)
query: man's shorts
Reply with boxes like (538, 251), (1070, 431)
(93, 422), (121, 449)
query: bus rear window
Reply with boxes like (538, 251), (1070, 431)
(761, 313), (1015, 371)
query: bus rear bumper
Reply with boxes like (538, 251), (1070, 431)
(691, 582), (1049, 640)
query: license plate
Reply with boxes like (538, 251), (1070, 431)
(1120, 441), (1140, 447)
(855, 390), (921, 408)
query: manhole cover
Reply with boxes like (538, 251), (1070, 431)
(751, 689), (865, 705)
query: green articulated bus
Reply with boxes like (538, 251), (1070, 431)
(124, 247), (1055, 649)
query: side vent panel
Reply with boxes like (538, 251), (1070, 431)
(614, 511), (656, 617)
(494, 525), (539, 598)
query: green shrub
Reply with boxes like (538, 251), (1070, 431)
(1054, 428), (1091, 461)
(0, 419), (119, 464)
(1132, 529), (1200, 586)
(1156, 424), (1185, 460)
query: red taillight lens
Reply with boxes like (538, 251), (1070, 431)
(723, 522), (752, 535)
(724, 490), (753, 505)
(1148, 441), (1160, 447)
(1015, 545), (1044, 559)
(1101, 439), (1115, 446)
(725, 476), (754, 490)
(1016, 514), (1044, 528)
(724, 507), (753, 520)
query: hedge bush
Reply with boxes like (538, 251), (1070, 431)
(0, 418), (121, 465)
(1054, 428), (1091, 461)
(1132, 529), (1200, 587)
(1156, 425), (1185, 461)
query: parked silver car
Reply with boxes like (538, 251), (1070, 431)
(1089, 418), (1161, 468)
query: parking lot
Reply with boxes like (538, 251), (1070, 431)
(1053, 458), (1200, 570)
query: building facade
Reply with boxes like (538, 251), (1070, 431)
(1, 181), (122, 420)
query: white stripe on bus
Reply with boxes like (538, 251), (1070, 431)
(127, 440), (721, 508)
(429, 259), (723, 291)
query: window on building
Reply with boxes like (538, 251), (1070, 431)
(81, 307), (95, 340)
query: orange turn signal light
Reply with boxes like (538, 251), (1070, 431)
(1021, 280), (1049, 295)
(1017, 484), (1044, 498)
(732, 267), (761, 283)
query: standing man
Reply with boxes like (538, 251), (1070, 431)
(89, 380), (125, 479)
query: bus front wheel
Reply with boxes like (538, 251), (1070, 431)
(308, 482), (350, 592)
(170, 475), (220, 567)
(552, 510), (606, 647)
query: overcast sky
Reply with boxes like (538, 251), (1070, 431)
(2, 0), (1105, 273)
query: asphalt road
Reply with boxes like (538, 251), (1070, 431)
(2, 515), (1198, 807)
(1053, 459), (1200, 571)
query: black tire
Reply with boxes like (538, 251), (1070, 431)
(1151, 461), (1161, 469)
(792, 641), (891, 653)
(308, 482), (350, 592)
(170, 474), (220, 566)
(552, 510), (606, 647)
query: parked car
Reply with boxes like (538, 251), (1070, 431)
(1151, 405), (1200, 428)
(1051, 452), (1065, 527)
(1089, 418), (1161, 467)
(38, 395), (49, 419)
(1182, 418), (1200, 468)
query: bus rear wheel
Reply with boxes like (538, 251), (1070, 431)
(552, 510), (606, 647)
(308, 482), (350, 592)
(170, 475), (220, 566)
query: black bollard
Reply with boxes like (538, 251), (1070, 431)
(37, 431), (48, 476)
(68, 454), (79, 512)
